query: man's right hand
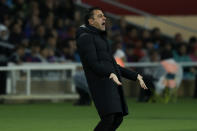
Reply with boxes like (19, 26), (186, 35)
(109, 73), (122, 85)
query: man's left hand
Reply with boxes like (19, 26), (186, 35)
(137, 74), (148, 90)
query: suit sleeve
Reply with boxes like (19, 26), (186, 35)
(117, 64), (138, 81)
(77, 34), (115, 77)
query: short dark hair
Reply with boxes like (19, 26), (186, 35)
(84, 7), (103, 25)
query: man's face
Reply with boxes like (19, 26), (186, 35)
(89, 10), (106, 31)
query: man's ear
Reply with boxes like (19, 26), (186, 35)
(88, 18), (94, 25)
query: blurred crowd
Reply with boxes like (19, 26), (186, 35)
(0, 0), (81, 64)
(0, 0), (197, 79)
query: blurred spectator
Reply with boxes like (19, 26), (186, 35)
(110, 32), (124, 48)
(11, 0), (28, 19)
(173, 43), (190, 62)
(151, 27), (163, 49)
(174, 33), (184, 45)
(9, 23), (23, 44)
(9, 44), (25, 64)
(172, 33), (184, 51)
(2, 15), (12, 28)
(47, 48), (58, 62)
(118, 16), (128, 35)
(132, 39), (146, 61)
(38, 46), (49, 63)
(0, 0), (10, 21)
(25, 41), (41, 62)
(73, 10), (82, 27)
(188, 36), (197, 54)
(112, 41), (126, 62)
(125, 47), (136, 62)
(173, 43), (194, 79)
(73, 70), (91, 106)
(39, 0), (55, 19)
(0, 24), (9, 41)
(0, 23), (13, 95)
(21, 38), (30, 53)
(58, 0), (75, 20)
(0, 23), (13, 63)
(189, 44), (197, 98)
(31, 25), (46, 45)
(60, 38), (80, 62)
(144, 40), (154, 53)
(66, 25), (77, 39)
(111, 16), (128, 38)
(138, 50), (160, 102)
(189, 44), (197, 62)
(44, 12), (54, 31)
(55, 18), (67, 40)
(124, 26), (138, 47)
(59, 38), (91, 105)
(160, 42), (173, 60)
(141, 29), (151, 45)
(24, 15), (40, 38)
(28, 0), (40, 17)
(46, 35), (61, 57)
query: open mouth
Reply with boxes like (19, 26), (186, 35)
(102, 22), (105, 26)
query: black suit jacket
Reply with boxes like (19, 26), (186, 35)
(76, 24), (138, 117)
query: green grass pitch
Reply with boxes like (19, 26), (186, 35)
(0, 98), (196, 131)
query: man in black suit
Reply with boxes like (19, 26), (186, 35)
(76, 7), (148, 131)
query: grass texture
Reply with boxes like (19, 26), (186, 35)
(0, 98), (196, 131)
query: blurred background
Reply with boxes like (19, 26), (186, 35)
(0, 0), (196, 131)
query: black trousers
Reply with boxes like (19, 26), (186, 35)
(94, 113), (123, 131)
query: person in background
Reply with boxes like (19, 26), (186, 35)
(73, 10), (82, 27)
(73, 68), (91, 106)
(24, 15), (41, 38)
(140, 29), (151, 44)
(21, 38), (31, 54)
(60, 38), (80, 62)
(138, 50), (160, 102)
(189, 43), (197, 98)
(123, 26), (138, 48)
(132, 39), (146, 62)
(46, 35), (61, 57)
(0, 24), (13, 95)
(47, 48), (58, 62)
(111, 41), (126, 63)
(9, 23), (23, 45)
(173, 43), (194, 79)
(160, 42), (173, 60)
(9, 44), (25, 64)
(151, 27), (163, 49)
(37, 45), (49, 63)
(143, 39), (154, 51)
(60, 38), (91, 105)
(25, 44), (39, 62)
(30, 25), (46, 45)
(0, 0), (10, 22)
(188, 36), (197, 54)
(173, 33), (184, 47)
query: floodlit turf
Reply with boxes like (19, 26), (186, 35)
(0, 98), (197, 131)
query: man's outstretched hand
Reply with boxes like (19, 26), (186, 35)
(109, 73), (122, 85)
(109, 73), (148, 89)
(137, 74), (148, 90)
